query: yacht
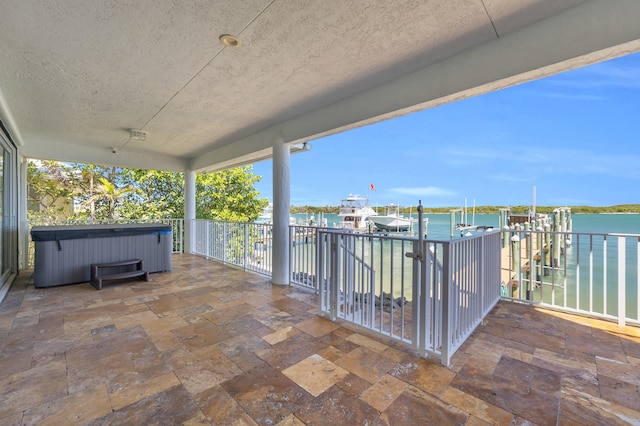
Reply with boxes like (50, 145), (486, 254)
(337, 194), (377, 231)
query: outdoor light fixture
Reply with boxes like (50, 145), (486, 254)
(219, 34), (241, 48)
(129, 128), (147, 141)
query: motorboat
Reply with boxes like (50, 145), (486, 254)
(337, 194), (377, 231)
(369, 203), (412, 232)
(256, 204), (272, 223)
(256, 204), (297, 225)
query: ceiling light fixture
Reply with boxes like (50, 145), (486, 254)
(219, 34), (241, 48)
(129, 128), (147, 141)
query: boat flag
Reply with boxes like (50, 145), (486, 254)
(370, 183), (375, 190)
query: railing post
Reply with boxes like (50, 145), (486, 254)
(223, 222), (227, 264)
(316, 230), (323, 297)
(479, 232), (485, 312)
(411, 240), (421, 352)
(329, 233), (339, 321)
(511, 235), (521, 298)
(244, 223), (249, 271)
(408, 201), (425, 354)
(441, 242), (452, 366)
(618, 236), (626, 326)
(205, 221), (210, 259)
(289, 226), (294, 285)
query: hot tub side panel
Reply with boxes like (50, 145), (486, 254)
(33, 232), (172, 288)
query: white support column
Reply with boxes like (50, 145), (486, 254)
(18, 156), (28, 270)
(272, 138), (290, 285)
(184, 170), (196, 254)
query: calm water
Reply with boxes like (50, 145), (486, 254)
(292, 212), (640, 318)
(294, 212), (640, 237)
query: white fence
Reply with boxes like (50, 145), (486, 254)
(192, 220), (273, 277)
(26, 217), (638, 365)
(317, 229), (502, 366)
(24, 218), (184, 268)
(503, 230), (640, 326)
(191, 220), (325, 290)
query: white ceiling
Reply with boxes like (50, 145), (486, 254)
(1, 0), (639, 172)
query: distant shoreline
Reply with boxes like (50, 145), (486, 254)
(290, 205), (640, 214)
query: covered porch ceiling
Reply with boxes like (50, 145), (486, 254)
(1, 0), (640, 173)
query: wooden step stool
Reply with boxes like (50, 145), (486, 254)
(90, 259), (149, 290)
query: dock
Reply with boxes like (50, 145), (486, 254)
(499, 207), (572, 299)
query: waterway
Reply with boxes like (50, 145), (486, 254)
(293, 212), (640, 238)
(290, 213), (640, 319)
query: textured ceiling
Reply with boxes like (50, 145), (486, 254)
(1, 0), (639, 171)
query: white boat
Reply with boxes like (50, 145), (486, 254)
(256, 204), (296, 225)
(370, 203), (412, 232)
(256, 204), (272, 223)
(337, 194), (377, 231)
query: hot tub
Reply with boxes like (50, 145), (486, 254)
(31, 223), (172, 288)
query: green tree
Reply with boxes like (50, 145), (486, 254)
(72, 164), (124, 220)
(81, 177), (135, 220)
(28, 161), (270, 221)
(196, 166), (268, 221)
(26, 160), (78, 220)
(119, 169), (184, 219)
(118, 166), (268, 221)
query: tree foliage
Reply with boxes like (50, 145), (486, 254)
(81, 177), (135, 219)
(26, 160), (79, 220)
(119, 169), (185, 219)
(196, 167), (267, 221)
(26, 161), (268, 221)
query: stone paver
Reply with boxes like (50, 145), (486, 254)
(0, 254), (639, 424)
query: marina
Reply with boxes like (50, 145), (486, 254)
(199, 212), (640, 327)
(189, 208), (639, 369)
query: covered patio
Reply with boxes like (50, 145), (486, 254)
(1, 255), (638, 425)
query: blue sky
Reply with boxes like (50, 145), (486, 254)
(251, 52), (640, 208)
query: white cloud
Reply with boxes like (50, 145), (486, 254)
(444, 144), (640, 180)
(489, 173), (535, 183)
(390, 186), (457, 197)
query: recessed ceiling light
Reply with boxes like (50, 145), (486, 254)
(219, 34), (241, 48)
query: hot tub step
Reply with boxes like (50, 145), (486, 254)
(91, 259), (149, 290)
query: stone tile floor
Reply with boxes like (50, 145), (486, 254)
(1, 254), (639, 425)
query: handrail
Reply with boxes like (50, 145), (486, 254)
(32, 217), (634, 366)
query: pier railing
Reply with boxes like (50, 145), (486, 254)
(502, 229), (640, 326)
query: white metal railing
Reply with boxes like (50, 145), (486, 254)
(189, 218), (503, 366)
(192, 220), (323, 288)
(290, 225), (324, 290)
(190, 220), (639, 364)
(441, 231), (502, 363)
(25, 216), (639, 365)
(317, 228), (502, 366)
(502, 230), (640, 326)
(318, 230), (413, 342)
(192, 219), (273, 277)
(24, 218), (184, 268)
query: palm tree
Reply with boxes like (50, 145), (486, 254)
(82, 177), (134, 220)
